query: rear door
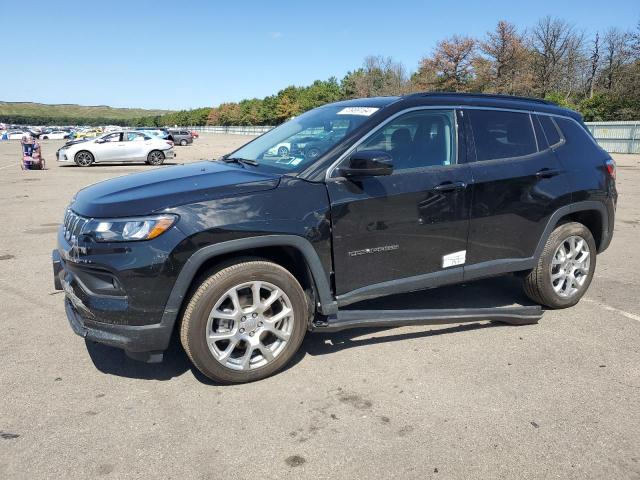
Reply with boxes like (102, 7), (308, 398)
(327, 108), (472, 302)
(122, 131), (150, 161)
(462, 108), (571, 280)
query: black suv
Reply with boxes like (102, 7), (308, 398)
(52, 93), (617, 383)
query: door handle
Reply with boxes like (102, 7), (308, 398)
(432, 181), (467, 193)
(535, 168), (563, 179)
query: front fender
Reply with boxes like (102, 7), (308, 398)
(159, 235), (337, 336)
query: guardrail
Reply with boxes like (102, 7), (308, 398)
(585, 121), (640, 154)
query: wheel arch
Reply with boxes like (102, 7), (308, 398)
(159, 235), (336, 338)
(534, 201), (609, 260)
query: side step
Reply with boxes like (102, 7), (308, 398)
(313, 305), (542, 332)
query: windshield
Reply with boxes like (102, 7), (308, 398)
(224, 105), (379, 172)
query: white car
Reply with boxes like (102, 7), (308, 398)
(7, 130), (27, 140)
(40, 130), (70, 140)
(56, 130), (175, 167)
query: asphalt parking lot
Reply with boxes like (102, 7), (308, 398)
(0, 136), (639, 479)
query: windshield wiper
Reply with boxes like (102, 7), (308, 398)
(221, 156), (259, 167)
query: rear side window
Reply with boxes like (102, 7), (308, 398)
(467, 110), (537, 161)
(538, 115), (562, 146)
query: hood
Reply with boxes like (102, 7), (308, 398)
(72, 161), (281, 217)
(63, 138), (91, 147)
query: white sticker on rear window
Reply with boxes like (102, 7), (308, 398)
(337, 107), (379, 116)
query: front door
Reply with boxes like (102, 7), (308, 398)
(326, 108), (472, 304)
(93, 132), (124, 162)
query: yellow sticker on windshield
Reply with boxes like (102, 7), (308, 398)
(337, 107), (379, 116)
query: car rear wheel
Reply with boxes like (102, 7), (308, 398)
(524, 222), (596, 308)
(146, 150), (165, 166)
(74, 151), (94, 167)
(180, 139), (188, 146)
(305, 147), (321, 159)
(180, 260), (308, 384)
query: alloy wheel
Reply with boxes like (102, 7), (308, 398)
(550, 235), (591, 298)
(76, 152), (92, 166)
(205, 281), (294, 371)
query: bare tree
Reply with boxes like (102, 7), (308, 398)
(601, 27), (634, 91)
(342, 55), (410, 97)
(478, 20), (532, 95)
(585, 32), (600, 98)
(414, 35), (477, 91)
(529, 16), (580, 96)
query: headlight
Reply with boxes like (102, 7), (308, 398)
(83, 214), (177, 242)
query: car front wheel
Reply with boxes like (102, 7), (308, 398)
(180, 260), (308, 383)
(524, 222), (596, 308)
(74, 151), (94, 167)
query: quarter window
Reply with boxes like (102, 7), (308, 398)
(468, 110), (537, 161)
(538, 115), (562, 146)
(355, 109), (456, 171)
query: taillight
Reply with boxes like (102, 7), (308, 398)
(605, 158), (616, 180)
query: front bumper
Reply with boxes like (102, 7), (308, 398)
(52, 218), (187, 357)
(56, 149), (72, 162)
(53, 249), (174, 356)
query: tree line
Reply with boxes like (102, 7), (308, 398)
(199, 16), (639, 125)
(4, 17), (638, 127)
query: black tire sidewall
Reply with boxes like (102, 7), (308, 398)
(185, 262), (307, 383)
(538, 222), (597, 308)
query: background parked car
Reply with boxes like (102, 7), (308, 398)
(40, 130), (72, 140)
(56, 130), (175, 166)
(7, 130), (27, 140)
(168, 129), (193, 146)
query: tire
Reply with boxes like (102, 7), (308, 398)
(180, 260), (308, 384)
(74, 150), (94, 167)
(180, 139), (188, 146)
(277, 146), (289, 157)
(146, 150), (165, 166)
(42, 136), (49, 140)
(524, 222), (596, 309)
(306, 147), (321, 159)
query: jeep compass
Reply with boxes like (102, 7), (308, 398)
(52, 93), (617, 383)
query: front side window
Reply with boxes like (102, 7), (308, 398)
(225, 105), (377, 172)
(355, 109), (456, 171)
(102, 133), (122, 142)
(468, 110), (537, 161)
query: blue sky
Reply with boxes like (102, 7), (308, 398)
(0, 0), (638, 110)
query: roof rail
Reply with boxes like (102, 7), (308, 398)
(408, 91), (555, 106)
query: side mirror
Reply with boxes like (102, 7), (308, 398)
(340, 150), (393, 178)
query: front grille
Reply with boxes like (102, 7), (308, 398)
(63, 209), (89, 242)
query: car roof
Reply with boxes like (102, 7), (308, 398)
(326, 92), (581, 120)
(326, 96), (402, 108)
